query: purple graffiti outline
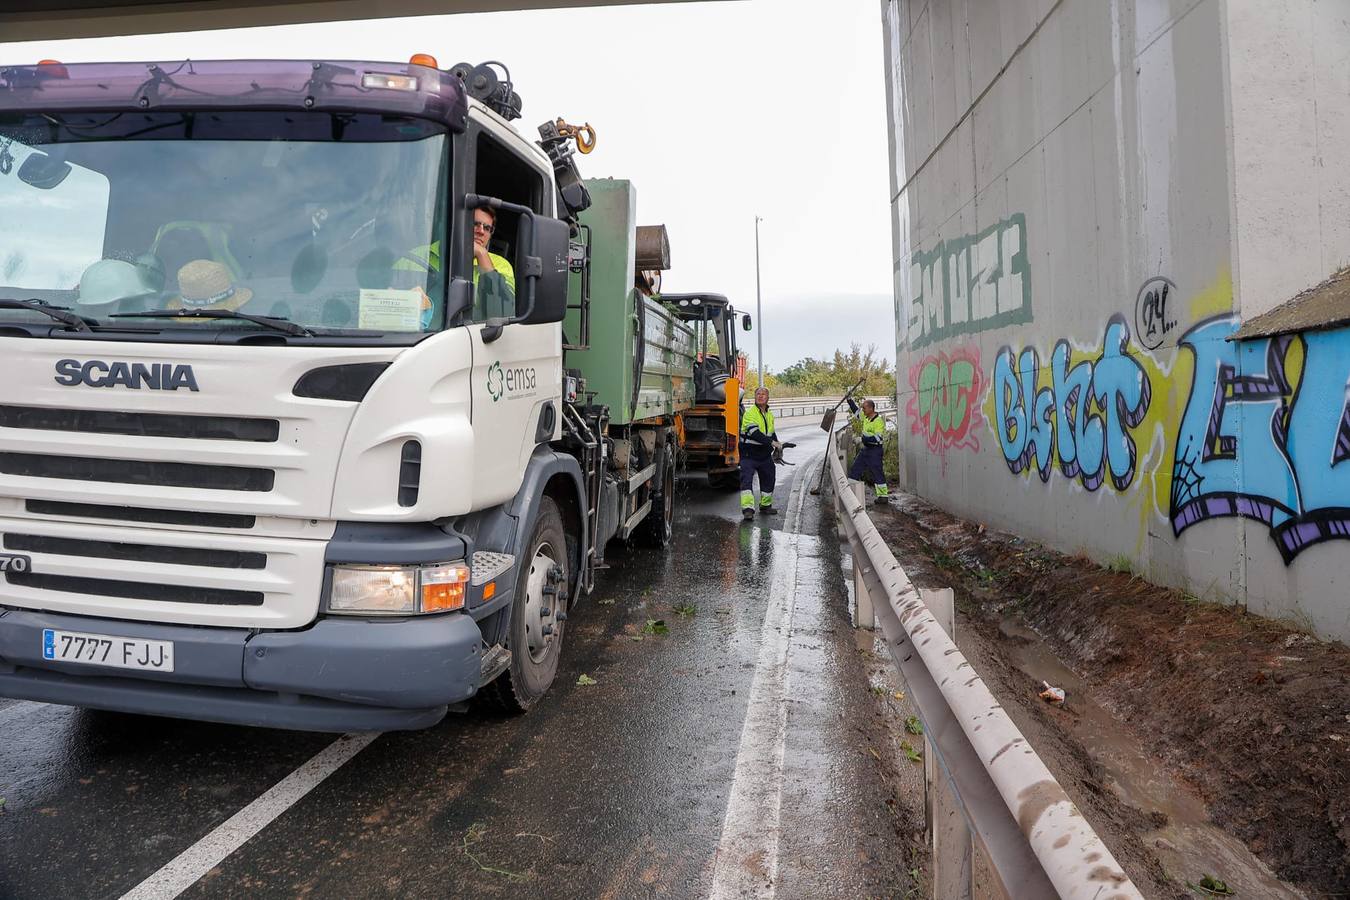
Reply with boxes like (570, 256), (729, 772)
(1170, 317), (1350, 563)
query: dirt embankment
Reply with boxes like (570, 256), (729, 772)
(868, 496), (1350, 898)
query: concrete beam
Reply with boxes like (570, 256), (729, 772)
(1, 0), (714, 43)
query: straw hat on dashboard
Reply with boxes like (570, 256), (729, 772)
(171, 259), (252, 312)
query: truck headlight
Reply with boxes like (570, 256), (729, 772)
(329, 562), (470, 615)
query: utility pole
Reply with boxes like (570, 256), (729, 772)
(754, 215), (764, 388)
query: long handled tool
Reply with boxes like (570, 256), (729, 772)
(810, 378), (866, 495)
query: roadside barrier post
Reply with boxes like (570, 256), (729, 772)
(921, 587), (1014, 900)
(921, 587), (975, 898)
(853, 479), (874, 630)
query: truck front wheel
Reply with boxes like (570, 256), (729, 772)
(487, 496), (568, 713)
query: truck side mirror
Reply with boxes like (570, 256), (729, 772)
(742, 313), (752, 331)
(515, 213), (570, 325)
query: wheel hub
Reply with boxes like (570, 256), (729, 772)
(522, 542), (563, 663)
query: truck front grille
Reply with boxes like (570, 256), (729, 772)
(0, 453), (274, 492)
(0, 404), (280, 442)
(24, 500), (257, 530)
(0, 515), (323, 627)
(3, 571), (264, 606)
(4, 533), (265, 569)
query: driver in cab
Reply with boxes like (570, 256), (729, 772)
(471, 205), (515, 321)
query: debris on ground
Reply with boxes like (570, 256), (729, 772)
(904, 716), (924, 735)
(641, 619), (669, 636)
(1190, 873), (1236, 895)
(576, 674), (597, 686)
(1038, 681), (1065, 704)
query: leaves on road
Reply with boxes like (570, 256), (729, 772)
(1189, 875), (1235, 896)
(576, 674), (598, 686)
(904, 715), (924, 735)
(642, 619), (670, 636)
(900, 740), (922, 763)
(673, 603), (697, 617)
(597, 598), (616, 606)
(461, 823), (529, 882)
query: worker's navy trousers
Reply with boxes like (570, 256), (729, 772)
(739, 452), (776, 505)
(850, 443), (886, 484)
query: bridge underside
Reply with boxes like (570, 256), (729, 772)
(1, 0), (704, 42)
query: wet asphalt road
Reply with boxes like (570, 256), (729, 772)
(0, 420), (919, 899)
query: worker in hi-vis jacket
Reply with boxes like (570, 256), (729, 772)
(739, 386), (780, 520)
(847, 397), (890, 502)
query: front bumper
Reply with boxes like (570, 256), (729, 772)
(0, 608), (483, 732)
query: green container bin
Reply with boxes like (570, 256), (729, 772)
(564, 179), (695, 427)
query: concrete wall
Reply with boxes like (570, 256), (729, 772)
(883, 0), (1350, 642)
(1227, 2), (1350, 319)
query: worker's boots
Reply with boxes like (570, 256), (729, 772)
(742, 508), (755, 522)
(759, 506), (777, 516)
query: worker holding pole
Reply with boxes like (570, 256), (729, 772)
(739, 386), (780, 520)
(847, 397), (890, 503)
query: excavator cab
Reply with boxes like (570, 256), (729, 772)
(669, 293), (746, 489)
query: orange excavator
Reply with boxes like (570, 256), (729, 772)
(667, 293), (752, 489)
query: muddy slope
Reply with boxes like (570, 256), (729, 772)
(869, 496), (1349, 897)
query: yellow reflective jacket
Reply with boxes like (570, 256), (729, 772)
(740, 405), (777, 458)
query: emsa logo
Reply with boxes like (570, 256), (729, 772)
(486, 361), (538, 402)
(54, 359), (200, 392)
(487, 362), (505, 401)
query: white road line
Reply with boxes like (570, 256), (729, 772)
(0, 700), (47, 728)
(121, 731), (379, 900)
(709, 468), (810, 900)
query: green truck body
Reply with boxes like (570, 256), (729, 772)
(564, 178), (695, 426)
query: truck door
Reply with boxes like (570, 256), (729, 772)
(464, 124), (562, 511)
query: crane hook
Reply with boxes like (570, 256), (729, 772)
(555, 118), (597, 154)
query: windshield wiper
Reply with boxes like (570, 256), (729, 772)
(0, 298), (94, 332)
(111, 307), (314, 337)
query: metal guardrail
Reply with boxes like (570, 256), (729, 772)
(828, 427), (1143, 900)
(767, 395), (896, 419)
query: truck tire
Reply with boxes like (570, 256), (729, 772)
(486, 496), (568, 713)
(637, 447), (676, 547)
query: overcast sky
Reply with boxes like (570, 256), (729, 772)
(1, 0), (895, 368)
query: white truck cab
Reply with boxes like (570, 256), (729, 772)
(0, 57), (598, 730)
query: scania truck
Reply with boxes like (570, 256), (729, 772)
(0, 57), (695, 731)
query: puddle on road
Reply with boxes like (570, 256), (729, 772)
(997, 617), (1305, 898)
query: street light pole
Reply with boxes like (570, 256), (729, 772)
(754, 215), (764, 387)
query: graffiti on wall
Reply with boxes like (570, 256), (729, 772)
(1134, 276), (1178, 351)
(990, 315), (1153, 491)
(1171, 316), (1350, 562)
(902, 214), (1032, 350)
(906, 347), (985, 464)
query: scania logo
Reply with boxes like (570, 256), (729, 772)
(54, 359), (200, 392)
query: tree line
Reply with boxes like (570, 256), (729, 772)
(743, 343), (896, 399)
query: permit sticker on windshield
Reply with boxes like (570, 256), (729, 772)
(358, 288), (424, 332)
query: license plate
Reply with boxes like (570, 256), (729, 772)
(42, 629), (175, 672)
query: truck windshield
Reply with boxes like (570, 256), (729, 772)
(0, 110), (449, 339)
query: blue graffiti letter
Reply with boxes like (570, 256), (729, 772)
(1051, 340), (1104, 489)
(1094, 318), (1151, 491)
(1170, 316), (1297, 537)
